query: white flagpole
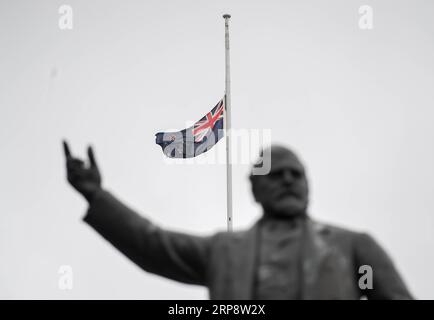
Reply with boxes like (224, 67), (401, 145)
(223, 14), (233, 232)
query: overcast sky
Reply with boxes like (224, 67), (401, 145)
(1, 0), (434, 299)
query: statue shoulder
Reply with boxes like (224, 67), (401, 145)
(211, 224), (257, 245)
(309, 219), (364, 240)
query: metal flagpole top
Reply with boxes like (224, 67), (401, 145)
(223, 14), (231, 19)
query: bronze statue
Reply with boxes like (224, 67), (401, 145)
(62, 141), (412, 299)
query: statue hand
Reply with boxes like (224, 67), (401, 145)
(63, 140), (102, 203)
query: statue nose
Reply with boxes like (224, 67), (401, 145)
(282, 169), (294, 184)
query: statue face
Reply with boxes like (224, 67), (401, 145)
(250, 146), (309, 218)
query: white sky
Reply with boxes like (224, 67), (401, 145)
(1, 0), (433, 299)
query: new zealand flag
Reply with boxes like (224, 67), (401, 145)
(155, 98), (225, 158)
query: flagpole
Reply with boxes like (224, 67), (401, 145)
(223, 14), (233, 232)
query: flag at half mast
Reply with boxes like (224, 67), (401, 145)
(155, 97), (225, 158)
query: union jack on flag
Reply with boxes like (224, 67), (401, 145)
(155, 97), (226, 158)
(193, 99), (224, 142)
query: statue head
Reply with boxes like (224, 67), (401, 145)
(250, 145), (309, 218)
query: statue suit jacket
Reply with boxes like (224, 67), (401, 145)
(83, 189), (413, 300)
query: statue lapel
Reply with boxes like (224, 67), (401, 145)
(300, 219), (332, 299)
